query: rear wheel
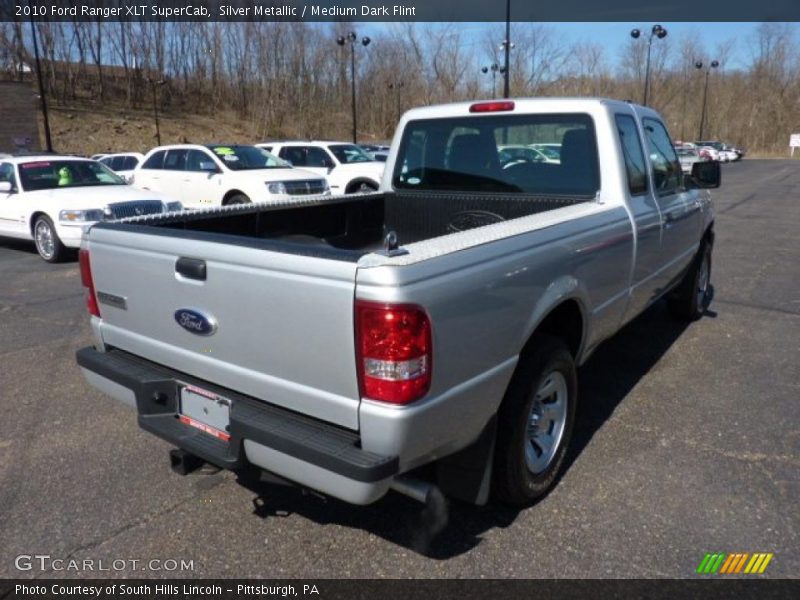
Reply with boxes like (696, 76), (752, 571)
(33, 215), (68, 263)
(226, 193), (250, 205)
(669, 241), (712, 321)
(493, 335), (577, 506)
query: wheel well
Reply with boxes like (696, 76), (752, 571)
(345, 178), (378, 193)
(703, 223), (715, 246)
(523, 300), (584, 359)
(30, 212), (47, 235)
(222, 190), (246, 205)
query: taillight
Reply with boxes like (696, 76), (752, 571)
(355, 300), (432, 405)
(79, 248), (100, 317)
(469, 101), (515, 113)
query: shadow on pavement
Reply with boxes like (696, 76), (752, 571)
(232, 296), (707, 559)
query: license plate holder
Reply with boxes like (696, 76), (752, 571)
(179, 384), (231, 442)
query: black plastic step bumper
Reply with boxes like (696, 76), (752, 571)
(76, 346), (399, 482)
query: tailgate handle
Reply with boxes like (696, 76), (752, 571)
(176, 258), (206, 281)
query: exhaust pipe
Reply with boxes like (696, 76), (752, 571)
(391, 477), (449, 553)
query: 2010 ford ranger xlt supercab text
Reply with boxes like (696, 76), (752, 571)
(76, 99), (720, 513)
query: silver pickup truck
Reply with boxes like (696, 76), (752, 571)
(76, 98), (719, 513)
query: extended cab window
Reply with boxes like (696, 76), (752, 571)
(393, 113), (599, 196)
(141, 150), (166, 170)
(643, 118), (682, 195)
(615, 114), (648, 195)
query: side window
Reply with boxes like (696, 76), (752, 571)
(121, 156), (138, 170)
(643, 118), (682, 195)
(186, 150), (215, 172)
(305, 147), (332, 168)
(615, 114), (648, 195)
(0, 162), (16, 188)
(279, 147), (306, 166)
(141, 151), (166, 170)
(163, 149), (187, 171)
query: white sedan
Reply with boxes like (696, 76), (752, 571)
(0, 155), (181, 262)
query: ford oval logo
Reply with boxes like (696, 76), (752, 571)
(174, 308), (217, 336)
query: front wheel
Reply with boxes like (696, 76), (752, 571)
(33, 215), (68, 263)
(347, 181), (378, 194)
(493, 335), (578, 506)
(226, 193), (250, 205)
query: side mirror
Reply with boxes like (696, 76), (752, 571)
(0, 181), (13, 193)
(199, 161), (219, 173)
(690, 160), (721, 189)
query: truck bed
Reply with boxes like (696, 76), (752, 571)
(95, 191), (594, 261)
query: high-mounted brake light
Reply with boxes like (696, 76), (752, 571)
(469, 101), (515, 113)
(355, 300), (432, 405)
(79, 248), (101, 318)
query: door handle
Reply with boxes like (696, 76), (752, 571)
(175, 257), (206, 281)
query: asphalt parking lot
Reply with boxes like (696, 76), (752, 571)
(0, 159), (797, 579)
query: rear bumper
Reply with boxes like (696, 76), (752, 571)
(76, 346), (398, 504)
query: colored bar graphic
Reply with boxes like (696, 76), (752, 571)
(697, 553), (712, 574)
(720, 554), (736, 574)
(698, 552), (772, 575)
(734, 553), (749, 573)
(758, 554), (773, 573)
(710, 553), (726, 573)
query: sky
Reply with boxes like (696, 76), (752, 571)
(361, 22), (785, 71)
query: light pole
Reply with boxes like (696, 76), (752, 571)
(388, 81), (404, 123)
(501, 0), (512, 98)
(481, 64), (506, 98)
(695, 60), (719, 141)
(630, 24), (667, 106)
(337, 31), (371, 144)
(148, 78), (166, 146)
(28, 0), (52, 152)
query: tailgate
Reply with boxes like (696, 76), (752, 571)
(86, 227), (361, 430)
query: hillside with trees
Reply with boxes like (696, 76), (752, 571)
(1, 21), (798, 155)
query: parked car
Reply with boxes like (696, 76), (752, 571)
(77, 98), (719, 518)
(498, 144), (559, 167)
(0, 155), (180, 262)
(697, 146), (720, 161)
(257, 141), (384, 194)
(98, 152), (145, 183)
(131, 144), (329, 208)
(676, 146), (703, 174)
(695, 141), (738, 162)
(529, 143), (562, 162)
(360, 144), (390, 154)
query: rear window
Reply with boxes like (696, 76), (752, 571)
(392, 113), (599, 196)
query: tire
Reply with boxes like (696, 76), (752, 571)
(347, 181), (378, 194)
(493, 335), (578, 506)
(33, 215), (68, 263)
(668, 241), (712, 321)
(226, 193), (250, 205)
